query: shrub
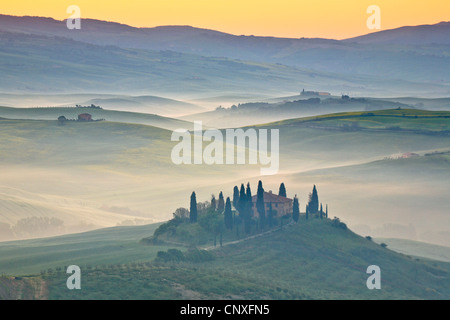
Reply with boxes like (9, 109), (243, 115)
(153, 218), (184, 238)
(331, 217), (347, 230)
(156, 249), (185, 262)
(184, 249), (215, 263)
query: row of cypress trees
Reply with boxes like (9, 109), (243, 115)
(189, 182), (327, 232)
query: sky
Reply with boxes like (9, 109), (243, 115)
(1, 0), (449, 39)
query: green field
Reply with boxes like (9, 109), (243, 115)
(267, 108), (450, 132)
(0, 223), (168, 276)
(1, 217), (448, 300)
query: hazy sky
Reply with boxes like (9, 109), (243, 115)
(2, 0), (449, 39)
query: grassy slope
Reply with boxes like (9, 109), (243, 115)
(0, 223), (170, 276)
(181, 98), (414, 128)
(266, 108), (450, 132)
(0, 108), (447, 169)
(0, 106), (191, 130)
(41, 218), (450, 300)
(0, 118), (172, 167)
(0, 215), (448, 299)
(270, 109), (450, 175)
(210, 218), (450, 299)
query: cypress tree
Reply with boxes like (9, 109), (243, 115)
(224, 197), (233, 230)
(190, 192), (198, 223)
(256, 180), (265, 230)
(306, 204), (309, 220)
(320, 203), (323, 219)
(211, 194), (216, 211)
(237, 184), (247, 234)
(238, 184), (246, 215)
(293, 195), (300, 222)
(217, 192), (225, 213)
(244, 183), (252, 234)
(232, 186), (239, 210)
(246, 182), (253, 216)
(308, 185), (319, 214)
(279, 183), (287, 198)
(326, 204), (328, 218)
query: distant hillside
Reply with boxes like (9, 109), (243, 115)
(374, 238), (450, 262)
(182, 97), (414, 128)
(0, 30), (382, 96)
(266, 108), (450, 132)
(0, 93), (206, 117)
(372, 97), (450, 111)
(1, 15), (449, 89)
(76, 95), (204, 116)
(0, 106), (191, 130)
(345, 21), (450, 45)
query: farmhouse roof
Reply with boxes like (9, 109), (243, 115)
(251, 191), (292, 203)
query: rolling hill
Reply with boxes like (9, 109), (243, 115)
(0, 93), (205, 116)
(0, 30), (385, 97)
(266, 108), (450, 132)
(373, 238), (450, 263)
(0, 218), (448, 299)
(73, 95), (204, 116)
(181, 97), (416, 128)
(0, 106), (191, 130)
(345, 21), (450, 45)
(1, 15), (449, 92)
(0, 223), (165, 276)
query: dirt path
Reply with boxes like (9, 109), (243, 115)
(203, 221), (295, 251)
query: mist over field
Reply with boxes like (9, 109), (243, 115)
(0, 109), (449, 246)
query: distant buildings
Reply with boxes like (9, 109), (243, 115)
(301, 89), (330, 97)
(57, 112), (103, 122)
(77, 113), (92, 121)
(400, 152), (419, 159)
(386, 152), (420, 160)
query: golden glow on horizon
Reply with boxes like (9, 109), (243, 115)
(1, 0), (449, 39)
